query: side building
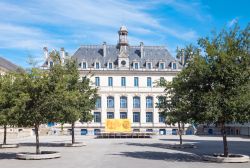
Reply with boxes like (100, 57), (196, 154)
(0, 57), (32, 138)
(0, 57), (20, 75)
(43, 26), (188, 135)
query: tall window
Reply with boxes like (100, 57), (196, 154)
(134, 62), (139, 69)
(146, 112), (153, 122)
(107, 112), (114, 119)
(133, 96), (140, 108)
(108, 62), (113, 69)
(94, 112), (101, 123)
(147, 77), (152, 87)
(159, 62), (165, 69)
(147, 62), (152, 69)
(95, 62), (100, 69)
(146, 96), (153, 108)
(159, 77), (165, 86)
(134, 77), (139, 87)
(95, 77), (100, 86)
(159, 113), (165, 123)
(107, 96), (114, 108)
(108, 77), (113, 87)
(133, 112), (140, 123)
(95, 97), (101, 108)
(120, 96), (127, 108)
(120, 112), (127, 119)
(157, 96), (165, 108)
(82, 62), (87, 69)
(121, 77), (126, 87)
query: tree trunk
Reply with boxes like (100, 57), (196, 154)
(3, 124), (7, 145)
(221, 122), (229, 157)
(71, 122), (75, 144)
(61, 123), (64, 135)
(34, 124), (40, 154)
(178, 122), (183, 145)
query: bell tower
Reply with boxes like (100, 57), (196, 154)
(118, 26), (129, 69)
(118, 25), (128, 46)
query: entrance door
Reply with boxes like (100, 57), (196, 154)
(159, 129), (166, 135)
(94, 129), (101, 135)
(81, 129), (88, 135)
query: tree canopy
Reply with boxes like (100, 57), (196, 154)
(169, 24), (250, 156)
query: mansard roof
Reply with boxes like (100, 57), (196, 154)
(0, 57), (20, 71)
(72, 45), (180, 69)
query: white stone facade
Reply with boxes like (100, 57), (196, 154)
(76, 70), (180, 134)
(45, 26), (189, 135)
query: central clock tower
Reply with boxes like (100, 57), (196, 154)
(118, 26), (129, 69)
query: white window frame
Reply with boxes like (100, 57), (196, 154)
(49, 60), (54, 67)
(95, 62), (101, 69)
(82, 61), (87, 69)
(146, 62), (152, 69)
(133, 62), (140, 69)
(159, 62), (165, 70)
(108, 62), (113, 69)
(172, 62), (177, 69)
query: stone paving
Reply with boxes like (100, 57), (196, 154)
(0, 135), (249, 168)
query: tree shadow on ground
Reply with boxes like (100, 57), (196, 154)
(19, 142), (66, 147)
(111, 151), (202, 162)
(125, 139), (250, 156)
(0, 152), (16, 159)
(160, 138), (250, 154)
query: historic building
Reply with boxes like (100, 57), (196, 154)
(43, 26), (185, 135)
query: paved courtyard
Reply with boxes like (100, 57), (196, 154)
(0, 135), (250, 168)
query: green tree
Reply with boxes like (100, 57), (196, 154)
(179, 24), (250, 156)
(0, 73), (19, 145)
(16, 68), (61, 154)
(57, 59), (97, 144)
(157, 73), (191, 145)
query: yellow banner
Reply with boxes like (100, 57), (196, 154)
(105, 119), (132, 133)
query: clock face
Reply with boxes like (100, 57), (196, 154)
(121, 60), (126, 66)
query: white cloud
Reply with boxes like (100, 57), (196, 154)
(0, 23), (64, 50)
(152, 0), (212, 22)
(0, 0), (203, 67)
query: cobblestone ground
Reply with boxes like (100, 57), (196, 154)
(0, 135), (249, 168)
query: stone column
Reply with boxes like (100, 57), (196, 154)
(101, 94), (107, 126)
(140, 93), (146, 124)
(114, 94), (120, 119)
(127, 94), (133, 123)
(153, 94), (159, 124)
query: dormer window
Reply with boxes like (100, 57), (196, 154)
(133, 62), (139, 69)
(146, 62), (152, 69)
(108, 62), (113, 69)
(159, 62), (165, 70)
(95, 62), (100, 69)
(172, 62), (177, 69)
(49, 61), (53, 67)
(82, 62), (87, 69)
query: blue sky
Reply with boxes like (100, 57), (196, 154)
(0, 0), (249, 67)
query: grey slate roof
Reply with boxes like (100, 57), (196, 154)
(0, 57), (20, 71)
(72, 45), (180, 69)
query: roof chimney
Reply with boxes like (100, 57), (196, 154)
(181, 49), (185, 65)
(103, 42), (107, 57)
(140, 42), (144, 58)
(43, 47), (48, 60)
(60, 47), (65, 64)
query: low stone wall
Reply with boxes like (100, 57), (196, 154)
(0, 130), (32, 139)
